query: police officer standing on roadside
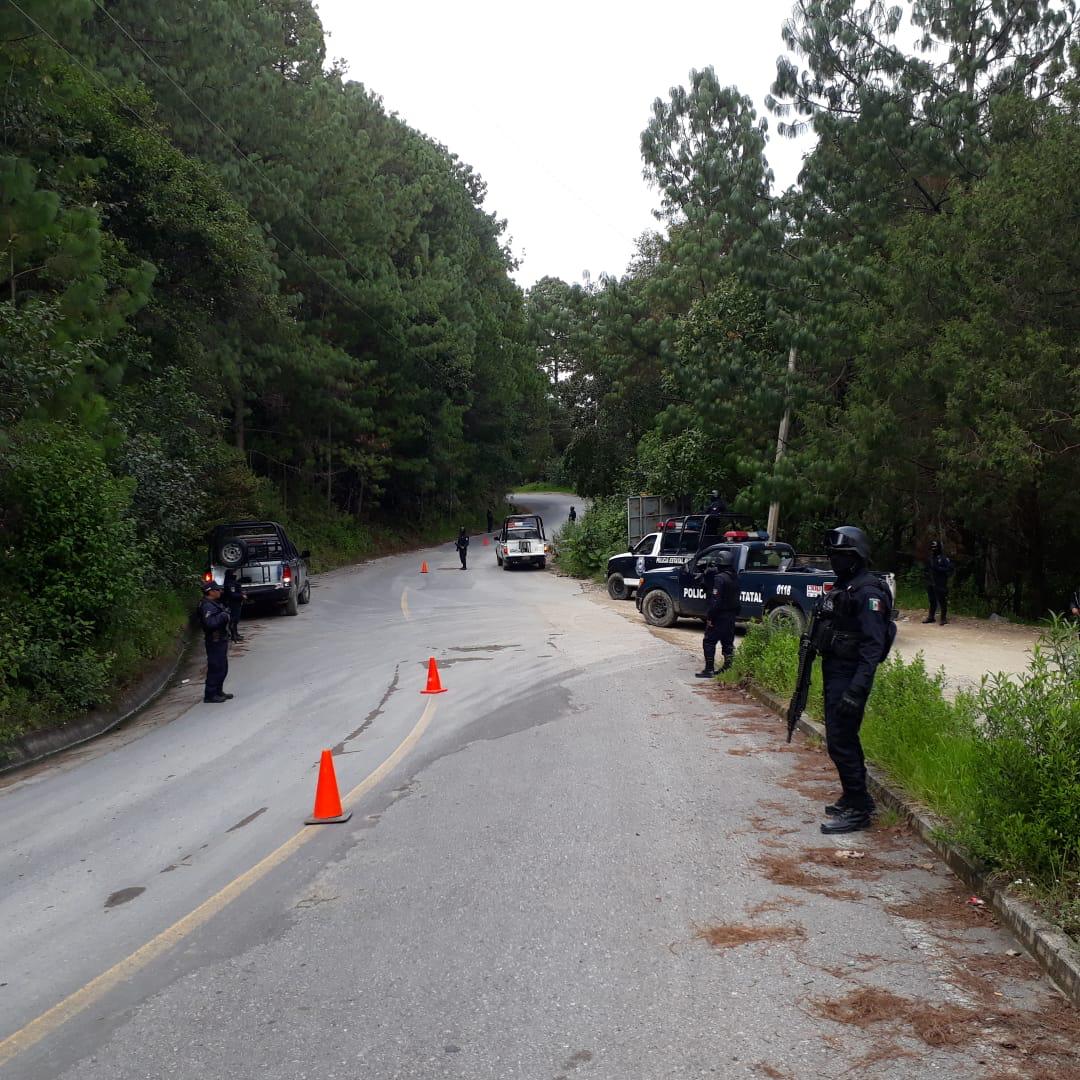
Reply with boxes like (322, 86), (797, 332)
(486, 506), (495, 533)
(923, 540), (955, 625)
(222, 568), (245, 643)
(696, 549), (739, 678)
(818, 526), (893, 834)
(455, 526), (470, 570)
(703, 490), (729, 514)
(199, 580), (233, 703)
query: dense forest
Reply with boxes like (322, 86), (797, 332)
(0, 0), (548, 733)
(528, 1), (1079, 618)
(3, 0), (1079, 735)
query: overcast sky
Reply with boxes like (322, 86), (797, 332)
(314, 0), (815, 288)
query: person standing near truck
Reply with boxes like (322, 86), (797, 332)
(817, 526), (893, 834)
(486, 507), (495, 533)
(923, 540), (955, 625)
(199, 580), (232, 703)
(696, 549), (739, 678)
(455, 527), (470, 570)
(222, 568), (245, 643)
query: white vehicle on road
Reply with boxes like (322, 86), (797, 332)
(496, 513), (552, 570)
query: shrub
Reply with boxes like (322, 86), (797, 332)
(556, 496), (627, 579)
(960, 617), (1080, 891)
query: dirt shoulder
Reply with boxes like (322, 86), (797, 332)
(574, 575), (1038, 695)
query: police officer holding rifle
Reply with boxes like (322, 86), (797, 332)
(786, 526), (894, 834)
(696, 549), (739, 678)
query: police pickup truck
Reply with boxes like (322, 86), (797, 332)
(495, 513), (552, 570)
(606, 512), (749, 600)
(635, 540), (837, 631)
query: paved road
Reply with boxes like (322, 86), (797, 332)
(1, 492), (1071, 1079)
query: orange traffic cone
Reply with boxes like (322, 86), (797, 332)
(420, 656), (447, 695)
(420, 561), (429, 574)
(482, 536), (490, 546)
(305, 749), (352, 824)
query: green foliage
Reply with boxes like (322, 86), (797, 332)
(555, 497), (627, 580)
(0, 5), (550, 739)
(0, 422), (145, 728)
(960, 618), (1080, 891)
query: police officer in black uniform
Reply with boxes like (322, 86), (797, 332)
(703, 490), (729, 514)
(696, 549), (739, 678)
(818, 526), (892, 834)
(199, 580), (233, 703)
(923, 540), (955, 625)
(222, 568), (245, 643)
(455, 527), (470, 570)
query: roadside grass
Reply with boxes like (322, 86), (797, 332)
(723, 618), (1080, 940)
(512, 481), (577, 494)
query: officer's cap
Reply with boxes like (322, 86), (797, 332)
(201, 579), (223, 593)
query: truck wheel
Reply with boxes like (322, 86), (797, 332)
(766, 604), (804, 632)
(642, 590), (677, 628)
(216, 537), (247, 568)
(607, 573), (629, 601)
(537, 557), (546, 570)
(298, 580), (311, 605)
(284, 585), (299, 616)
(502, 558), (511, 571)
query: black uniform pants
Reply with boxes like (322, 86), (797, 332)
(703, 615), (736, 666)
(228, 600), (243, 639)
(458, 546), (468, 568)
(822, 660), (871, 811)
(205, 636), (229, 700)
(927, 585), (948, 622)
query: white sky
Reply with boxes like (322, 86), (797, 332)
(314, 0), (815, 287)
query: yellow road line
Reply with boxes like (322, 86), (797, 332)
(400, 587), (410, 621)
(0, 698), (438, 1067)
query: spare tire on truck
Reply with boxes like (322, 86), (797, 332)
(216, 536), (248, 568)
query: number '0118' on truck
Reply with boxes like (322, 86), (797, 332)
(634, 540), (895, 632)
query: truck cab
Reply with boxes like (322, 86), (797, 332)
(605, 514), (758, 600)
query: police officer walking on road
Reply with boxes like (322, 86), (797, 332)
(568, 506), (577, 524)
(818, 526), (893, 834)
(696, 549), (739, 678)
(486, 506), (495, 533)
(223, 568), (245, 643)
(923, 540), (955, 625)
(455, 527), (470, 570)
(199, 580), (232, 703)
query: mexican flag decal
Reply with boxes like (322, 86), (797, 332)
(868, 597), (882, 612)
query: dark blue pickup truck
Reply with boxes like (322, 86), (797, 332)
(635, 540), (836, 632)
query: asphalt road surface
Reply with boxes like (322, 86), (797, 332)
(1, 492), (1073, 1079)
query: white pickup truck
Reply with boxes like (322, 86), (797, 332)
(495, 514), (552, 570)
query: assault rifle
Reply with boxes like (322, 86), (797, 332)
(785, 604), (833, 743)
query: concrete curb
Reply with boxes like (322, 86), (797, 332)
(0, 630), (193, 777)
(741, 680), (1080, 1006)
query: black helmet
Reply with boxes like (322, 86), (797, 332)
(930, 539), (941, 552)
(825, 526), (871, 561)
(201, 578), (222, 594)
(713, 548), (738, 569)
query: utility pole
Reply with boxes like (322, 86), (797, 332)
(326, 419), (332, 512)
(766, 345), (797, 541)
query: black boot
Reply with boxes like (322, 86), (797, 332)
(695, 663), (715, 679)
(825, 797), (876, 816)
(719, 655), (733, 672)
(921, 615), (935, 624)
(820, 807), (872, 834)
